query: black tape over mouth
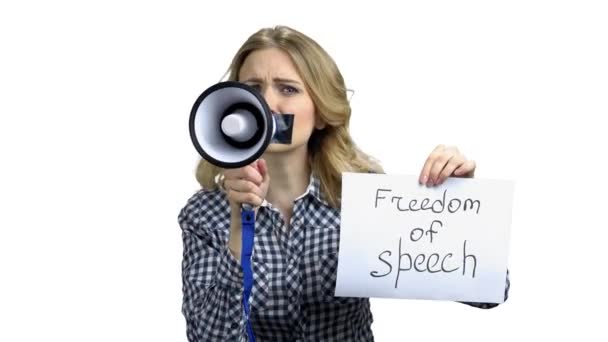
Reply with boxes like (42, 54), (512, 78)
(270, 113), (294, 144)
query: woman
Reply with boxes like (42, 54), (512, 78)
(179, 25), (509, 341)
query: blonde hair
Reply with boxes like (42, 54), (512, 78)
(195, 25), (383, 208)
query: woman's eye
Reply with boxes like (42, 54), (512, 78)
(249, 84), (262, 92)
(281, 85), (299, 95)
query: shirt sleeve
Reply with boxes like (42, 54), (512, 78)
(179, 192), (246, 341)
(459, 269), (510, 309)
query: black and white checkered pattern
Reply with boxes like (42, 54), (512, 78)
(179, 173), (510, 341)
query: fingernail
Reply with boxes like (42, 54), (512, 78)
(421, 175), (428, 185)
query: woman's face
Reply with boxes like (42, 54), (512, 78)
(238, 48), (324, 153)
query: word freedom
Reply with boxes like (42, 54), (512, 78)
(374, 188), (481, 214)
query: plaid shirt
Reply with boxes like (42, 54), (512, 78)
(179, 173), (510, 341)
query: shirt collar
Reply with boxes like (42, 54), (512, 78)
(295, 171), (328, 205)
(261, 171), (329, 208)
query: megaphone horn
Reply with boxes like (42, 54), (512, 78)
(189, 81), (294, 169)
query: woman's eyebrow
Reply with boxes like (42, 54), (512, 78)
(242, 77), (301, 85)
(242, 77), (262, 83)
(273, 77), (301, 85)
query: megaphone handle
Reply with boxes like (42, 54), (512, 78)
(241, 204), (256, 342)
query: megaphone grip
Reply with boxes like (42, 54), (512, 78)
(241, 207), (256, 341)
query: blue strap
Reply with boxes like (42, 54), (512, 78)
(241, 208), (256, 342)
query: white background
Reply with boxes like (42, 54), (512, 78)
(0, 1), (606, 341)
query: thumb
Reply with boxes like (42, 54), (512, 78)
(258, 159), (270, 182)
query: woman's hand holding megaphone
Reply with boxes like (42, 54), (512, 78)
(222, 159), (270, 210)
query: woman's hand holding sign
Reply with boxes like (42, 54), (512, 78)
(419, 145), (477, 186)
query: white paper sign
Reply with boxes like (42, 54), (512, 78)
(335, 173), (514, 303)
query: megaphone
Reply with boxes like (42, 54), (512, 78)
(189, 81), (294, 169)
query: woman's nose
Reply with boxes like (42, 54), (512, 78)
(261, 87), (279, 113)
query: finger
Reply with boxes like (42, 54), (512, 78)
(419, 145), (445, 185)
(428, 152), (456, 186)
(258, 159), (270, 184)
(226, 188), (263, 207)
(224, 179), (264, 199)
(251, 160), (261, 173)
(257, 159), (267, 178)
(244, 163), (264, 185)
(222, 168), (241, 182)
(225, 163), (263, 185)
(229, 191), (263, 207)
(453, 160), (476, 177)
(436, 156), (466, 185)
